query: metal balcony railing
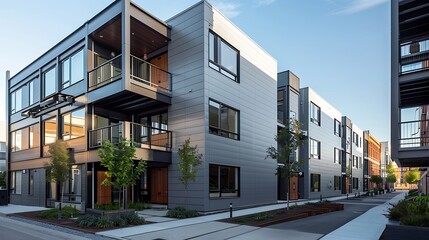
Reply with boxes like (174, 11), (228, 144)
(399, 119), (429, 148)
(130, 55), (171, 92)
(88, 55), (122, 89)
(88, 122), (172, 151)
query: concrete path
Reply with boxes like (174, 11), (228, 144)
(0, 216), (90, 240)
(320, 192), (405, 240)
(0, 204), (49, 215)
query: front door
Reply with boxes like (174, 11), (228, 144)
(289, 176), (299, 200)
(97, 171), (111, 205)
(150, 168), (168, 204)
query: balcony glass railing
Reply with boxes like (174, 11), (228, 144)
(88, 122), (172, 151)
(401, 39), (429, 57)
(400, 119), (429, 148)
(88, 55), (122, 89)
(130, 55), (171, 92)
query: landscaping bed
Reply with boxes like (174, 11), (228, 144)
(221, 202), (344, 227)
(12, 207), (147, 233)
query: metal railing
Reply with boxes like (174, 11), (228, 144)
(88, 122), (172, 151)
(89, 123), (123, 148)
(130, 55), (171, 92)
(88, 55), (122, 89)
(400, 119), (429, 148)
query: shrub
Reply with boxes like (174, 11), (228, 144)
(254, 213), (271, 221)
(166, 207), (199, 219)
(40, 206), (80, 219)
(120, 212), (146, 225)
(400, 215), (429, 227)
(387, 201), (410, 221)
(76, 215), (98, 227)
(96, 216), (114, 228)
(111, 216), (127, 227)
(128, 202), (151, 211)
(95, 203), (120, 211)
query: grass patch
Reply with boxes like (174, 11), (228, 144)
(39, 206), (80, 219)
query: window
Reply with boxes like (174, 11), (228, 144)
(209, 31), (239, 81)
(62, 49), (84, 88)
(311, 173), (320, 192)
(11, 125), (39, 152)
(11, 130), (22, 152)
(151, 112), (168, 134)
(359, 157), (363, 169)
(11, 171), (22, 194)
(29, 124), (40, 149)
(277, 90), (284, 124)
(44, 117), (57, 145)
(43, 67), (56, 98)
(209, 99), (239, 140)
(353, 177), (359, 189)
(63, 108), (85, 140)
(28, 169), (34, 195)
(63, 165), (82, 202)
(334, 148), (341, 164)
(334, 176), (341, 191)
(346, 127), (352, 152)
(209, 164), (240, 198)
(334, 119), (341, 137)
(310, 102), (320, 126)
(310, 138), (321, 159)
(10, 88), (22, 114)
(29, 78), (38, 106)
(353, 132), (359, 146)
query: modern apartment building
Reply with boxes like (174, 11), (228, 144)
(380, 141), (393, 183)
(277, 71), (301, 200)
(6, 0), (278, 212)
(391, 0), (429, 169)
(0, 142), (5, 172)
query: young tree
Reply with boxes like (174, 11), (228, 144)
(98, 138), (146, 209)
(386, 174), (397, 187)
(370, 175), (383, 193)
(46, 140), (75, 219)
(266, 119), (305, 210)
(178, 138), (203, 207)
(404, 169), (420, 189)
(386, 162), (395, 175)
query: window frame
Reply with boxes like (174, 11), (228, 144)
(334, 119), (341, 137)
(11, 171), (22, 195)
(334, 176), (341, 191)
(209, 99), (240, 140)
(61, 48), (84, 89)
(44, 117), (57, 145)
(310, 138), (321, 159)
(43, 67), (57, 99)
(334, 147), (342, 164)
(62, 108), (85, 141)
(310, 102), (321, 126)
(208, 30), (240, 82)
(209, 164), (240, 198)
(311, 173), (321, 192)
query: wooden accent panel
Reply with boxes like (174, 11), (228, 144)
(150, 53), (169, 89)
(97, 171), (111, 205)
(151, 167), (168, 204)
(289, 176), (299, 200)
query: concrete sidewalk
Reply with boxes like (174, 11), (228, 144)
(97, 194), (364, 239)
(320, 191), (405, 240)
(0, 204), (49, 215)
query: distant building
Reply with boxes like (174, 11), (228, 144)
(363, 131), (381, 190)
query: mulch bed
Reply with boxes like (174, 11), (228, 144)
(11, 211), (134, 233)
(221, 203), (344, 227)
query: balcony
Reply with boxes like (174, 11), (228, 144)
(88, 122), (171, 152)
(88, 55), (122, 90)
(130, 55), (171, 92)
(399, 119), (429, 148)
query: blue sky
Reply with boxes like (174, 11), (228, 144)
(0, 0), (390, 141)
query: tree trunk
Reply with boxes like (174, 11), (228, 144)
(59, 182), (65, 220)
(185, 184), (188, 208)
(287, 175), (290, 210)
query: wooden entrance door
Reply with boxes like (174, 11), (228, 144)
(149, 53), (168, 89)
(346, 177), (350, 194)
(151, 168), (168, 204)
(289, 176), (299, 200)
(97, 171), (111, 205)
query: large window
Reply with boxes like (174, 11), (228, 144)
(44, 117), (57, 145)
(10, 88), (22, 114)
(353, 177), (359, 189)
(11, 171), (22, 194)
(29, 79), (37, 106)
(63, 165), (82, 202)
(334, 148), (341, 164)
(311, 173), (320, 192)
(334, 176), (341, 191)
(209, 99), (239, 140)
(11, 124), (40, 152)
(150, 112), (168, 134)
(334, 119), (341, 137)
(63, 108), (85, 140)
(310, 102), (320, 126)
(209, 31), (239, 81)
(62, 49), (84, 88)
(43, 67), (56, 98)
(277, 90), (284, 124)
(310, 138), (321, 159)
(209, 164), (240, 198)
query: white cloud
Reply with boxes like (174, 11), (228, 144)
(212, 1), (241, 18)
(332, 0), (388, 15)
(254, 0), (276, 7)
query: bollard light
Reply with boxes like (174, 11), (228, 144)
(230, 203), (233, 218)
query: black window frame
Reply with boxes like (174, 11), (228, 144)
(209, 99), (240, 140)
(61, 48), (84, 89)
(334, 147), (342, 164)
(43, 67), (57, 99)
(209, 164), (240, 198)
(311, 173), (321, 192)
(44, 117), (57, 145)
(208, 30), (240, 82)
(334, 119), (341, 137)
(310, 102), (321, 126)
(62, 108), (85, 141)
(334, 176), (341, 191)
